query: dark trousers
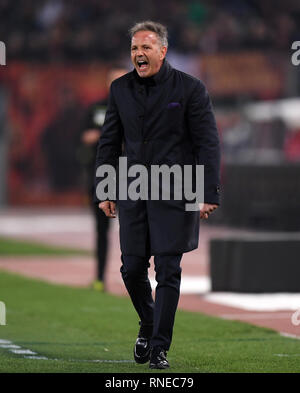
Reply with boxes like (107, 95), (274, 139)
(120, 253), (182, 350)
(91, 202), (110, 281)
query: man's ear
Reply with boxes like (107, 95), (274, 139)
(160, 46), (167, 60)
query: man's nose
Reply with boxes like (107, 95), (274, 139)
(136, 49), (144, 57)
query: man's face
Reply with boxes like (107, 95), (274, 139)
(131, 30), (167, 78)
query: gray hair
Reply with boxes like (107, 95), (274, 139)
(129, 21), (168, 48)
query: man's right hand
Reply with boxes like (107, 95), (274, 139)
(99, 201), (117, 218)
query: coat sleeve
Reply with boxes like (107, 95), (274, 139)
(187, 80), (221, 205)
(94, 83), (123, 203)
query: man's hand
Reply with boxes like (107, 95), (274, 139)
(200, 203), (218, 219)
(99, 201), (117, 218)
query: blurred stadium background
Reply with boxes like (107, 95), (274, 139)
(1, 0), (300, 370)
(1, 0), (300, 228)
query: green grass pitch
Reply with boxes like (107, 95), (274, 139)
(0, 237), (90, 256)
(1, 271), (300, 373)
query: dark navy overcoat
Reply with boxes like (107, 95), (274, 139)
(95, 60), (220, 256)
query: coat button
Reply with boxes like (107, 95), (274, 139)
(143, 140), (148, 144)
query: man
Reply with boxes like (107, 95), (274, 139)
(95, 21), (220, 369)
(80, 67), (127, 291)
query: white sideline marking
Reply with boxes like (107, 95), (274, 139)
(10, 349), (37, 355)
(0, 338), (133, 363)
(0, 339), (12, 344)
(0, 339), (42, 357)
(0, 344), (21, 349)
(23, 357), (133, 363)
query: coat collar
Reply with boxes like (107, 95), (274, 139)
(130, 59), (172, 86)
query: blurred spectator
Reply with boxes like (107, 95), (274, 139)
(41, 87), (83, 191)
(1, 0), (300, 62)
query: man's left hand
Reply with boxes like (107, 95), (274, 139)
(200, 203), (218, 219)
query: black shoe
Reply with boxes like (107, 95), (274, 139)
(134, 322), (152, 364)
(149, 346), (169, 369)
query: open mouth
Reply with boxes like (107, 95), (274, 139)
(137, 60), (149, 70)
